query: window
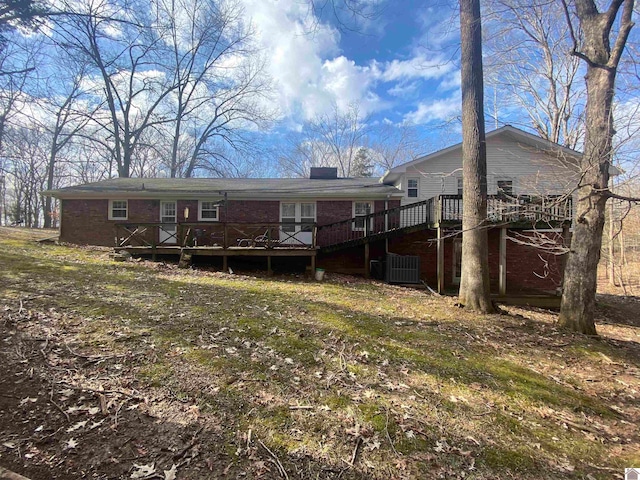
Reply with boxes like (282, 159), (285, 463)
(407, 178), (419, 198)
(280, 202), (316, 244)
(281, 203), (296, 233)
(109, 200), (128, 220)
(198, 201), (219, 221)
(457, 177), (463, 196)
(353, 201), (372, 231)
(497, 180), (513, 196)
(300, 203), (315, 232)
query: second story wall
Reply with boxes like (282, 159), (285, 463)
(395, 132), (579, 205)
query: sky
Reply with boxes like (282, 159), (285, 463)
(236, 0), (464, 151)
(5, 0), (639, 181)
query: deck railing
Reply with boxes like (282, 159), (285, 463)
(114, 222), (318, 249)
(435, 194), (573, 224)
(114, 195), (573, 251)
(316, 199), (432, 248)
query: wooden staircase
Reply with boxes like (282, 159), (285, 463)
(317, 199), (434, 252)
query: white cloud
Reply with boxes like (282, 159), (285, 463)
(403, 94), (459, 125)
(438, 71), (461, 91)
(375, 55), (454, 83)
(387, 81), (419, 98)
(239, 0), (345, 119)
(236, 0), (460, 127)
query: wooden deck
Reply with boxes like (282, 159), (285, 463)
(119, 245), (316, 257)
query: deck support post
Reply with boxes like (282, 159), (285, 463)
(384, 200), (389, 254)
(267, 256), (272, 276)
(364, 242), (370, 278)
(437, 227), (444, 294)
(560, 223), (571, 292)
(499, 227), (507, 296)
(222, 255), (228, 272)
(311, 255), (316, 272)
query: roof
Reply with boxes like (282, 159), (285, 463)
(45, 177), (403, 200)
(381, 125), (587, 183)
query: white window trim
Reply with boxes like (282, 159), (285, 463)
(198, 200), (219, 221)
(407, 177), (419, 198)
(279, 202), (317, 241)
(108, 199), (128, 220)
(279, 201), (317, 223)
(352, 201), (373, 232)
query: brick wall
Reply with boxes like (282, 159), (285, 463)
(221, 200), (280, 223)
(60, 197), (388, 246)
(316, 201), (352, 226)
(60, 199), (160, 246)
(505, 230), (566, 294)
(387, 227), (565, 294)
(317, 240), (386, 274)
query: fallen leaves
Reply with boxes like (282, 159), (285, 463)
(130, 463), (155, 479)
(1, 228), (639, 480)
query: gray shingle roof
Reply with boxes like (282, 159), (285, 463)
(46, 177), (402, 199)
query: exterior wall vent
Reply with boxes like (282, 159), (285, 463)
(310, 167), (338, 179)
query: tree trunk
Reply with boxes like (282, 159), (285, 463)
(558, 66), (614, 335)
(608, 200), (615, 285)
(458, 0), (494, 313)
(557, 0), (635, 335)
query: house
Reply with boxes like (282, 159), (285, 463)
(45, 126), (576, 295)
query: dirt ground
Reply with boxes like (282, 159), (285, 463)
(0, 227), (639, 479)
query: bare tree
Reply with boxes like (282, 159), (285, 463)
(0, 31), (42, 224)
(4, 125), (48, 227)
(484, 0), (584, 149)
(369, 123), (426, 172)
(153, 0), (273, 178)
(279, 102), (371, 178)
(557, 0), (635, 335)
(458, 0), (494, 313)
(37, 61), (93, 227)
(54, 0), (179, 178)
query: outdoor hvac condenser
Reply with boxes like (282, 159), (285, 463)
(386, 254), (421, 284)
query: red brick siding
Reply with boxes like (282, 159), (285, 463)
(388, 230), (438, 285)
(60, 199), (159, 246)
(316, 201), (352, 226)
(488, 229), (501, 292)
(387, 228), (565, 294)
(505, 231), (566, 294)
(221, 200), (280, 223)
(179, 200), (199, 222)
(61, 198), (386, 246)
(317, 240), (386, 274)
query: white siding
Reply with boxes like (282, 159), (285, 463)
(396, 135), (578, 206)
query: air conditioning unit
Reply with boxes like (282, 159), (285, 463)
(386, 254), (421, 284)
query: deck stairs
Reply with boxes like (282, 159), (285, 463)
(317, 199), (433, 253)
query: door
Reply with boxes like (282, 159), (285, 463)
(280, 202), (316, 245)
(159, 201), (177, 244)
(453, 238), (462, 284)
(353, 201), (373, 233)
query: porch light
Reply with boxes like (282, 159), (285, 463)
(184, 207), (190, 219)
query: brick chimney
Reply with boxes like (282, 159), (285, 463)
(310, 167), (338, 179)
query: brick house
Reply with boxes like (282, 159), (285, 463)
(46, 126), (578, 295)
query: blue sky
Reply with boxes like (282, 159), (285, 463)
(241, 0), (465, 151)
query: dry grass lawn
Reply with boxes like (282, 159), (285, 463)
(0, 227), (638, 479)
